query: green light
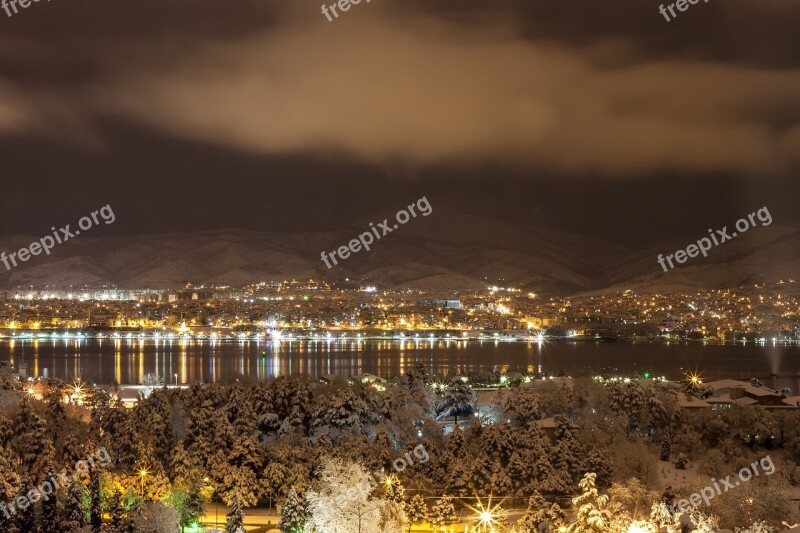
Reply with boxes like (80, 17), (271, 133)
(643, 372), (651, 378)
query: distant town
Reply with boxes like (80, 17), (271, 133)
(1, 278), (798, 343)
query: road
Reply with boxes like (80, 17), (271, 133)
(200, 502), (523, 532)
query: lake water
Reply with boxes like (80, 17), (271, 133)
(1, 338), (799, 391)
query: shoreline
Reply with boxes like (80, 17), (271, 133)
(0, 329), (797, 345)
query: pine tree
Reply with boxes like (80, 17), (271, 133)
(278, 487), (305, 533)
(371, 427), (396, 472)
(552, 415), (586, 485)
(180, 478), (206, 533)
(134, 391), (174, 466)
(90, 467), (103, 532)
(12, 397), (51, 479)
(45, 390), (67, 440)
(59, 479), (88, 531)
(568, 473), (614, 533)
(226, 382), (258, 435)
(0, 444), (20, 501)
(14, 475), (36, 533)
(212, 416), (236, 455)
(169, 441), (197, 489)
(40, 469), (59, 533)
(225, 494), (246, 533)
(435, 377), (477, 425)
(660, 430), (672, 461)
(518, 490), (565, 533)
(217, 460), (259, 508)
(0, 415), (13, 447)
(61, 432), (85, 466)
(404, 494), (428, 533)
(584, 447), (613, 488)
(446, 426), (467, 457)
(675, 452), (688, 470)
(107, 488), (127, 531)
(135, 440), (172, 501)
(384, 476), (405, 505)
(505, 386), (543, 424)
(442, 453), (471, 497)
(429, 495), (456, 530)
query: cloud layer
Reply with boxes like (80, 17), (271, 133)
(1, 0), (799, 177)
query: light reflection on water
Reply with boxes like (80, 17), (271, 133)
(1, 338), (800, 391)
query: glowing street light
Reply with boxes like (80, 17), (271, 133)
(69, 379), (87, 405)
(466, 494), (507, 533)
(139, 469), (148, 497)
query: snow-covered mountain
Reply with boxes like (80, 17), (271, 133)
(1, 209), (796, 295)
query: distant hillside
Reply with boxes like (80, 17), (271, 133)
(1, 209), (797, 295)
(595, 225), (800, 294)
(0, 209), (628, 294)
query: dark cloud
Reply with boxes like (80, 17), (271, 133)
(0, 0), (799, 243)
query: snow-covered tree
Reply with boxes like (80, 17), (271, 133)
(216, 459), (259, 508)
(141, 373), (163, 397)
(0, 445), (20, 503)
(687, 509), (719, 533)
(505, 386), (543, 424)
(659, 430), (672, 461)
(736, 521), (776, 533)
(429, 496), (456, 530)
(518, 490), (565, 532)
(278, 486), (305, 533)
(59, 480), (88, 531)
(378, 499), (406, 533)
(309, 388), (371, 441)
(567, 473), (616, 532)
(607, 478), (658, 521)
(304, 456), (390, 533)
(169, 441), (198, 489)
(134, 441), (172, 502)
(89, 468), (103, 532)
(14, 476), (36, 533)
(12, 397), (52, 480)
(404, 494), (428, 532)
(131, 500), (180, 533)
(225, 495), (246, 533)
(384, 476), (405, 505)
(674, 452), (688, 469)
(107, 488), (134, 533)
(435, 377), (477, 425)
(45, 390), (67, 440)
(648, 501), (679, 531)
(178, 477), (206, 533)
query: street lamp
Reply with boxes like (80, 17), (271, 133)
(480, 511), (493, 532)
(139, 469), (148, 497)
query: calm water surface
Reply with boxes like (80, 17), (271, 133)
(1, 338), (799, 390)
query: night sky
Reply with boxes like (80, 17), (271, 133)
(1, 0), (799, 248)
